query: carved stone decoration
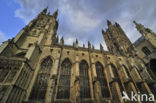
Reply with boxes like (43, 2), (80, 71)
(94, 81), (103, 101)
(71, 80), (80, 103)
(0, 7), (155, 103)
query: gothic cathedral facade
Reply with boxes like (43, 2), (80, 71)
(0, 8), (156, 103)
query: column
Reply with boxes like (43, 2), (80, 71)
(72, 55), (80, 103)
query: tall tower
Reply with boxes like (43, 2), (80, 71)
(102, 20), (134, 56)
(0, 8), (59, 103)
(133, 21), (156, 48)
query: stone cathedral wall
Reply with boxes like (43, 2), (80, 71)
(0, 8), (155, 103)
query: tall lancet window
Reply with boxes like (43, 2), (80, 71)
(30, 56), (52, 100)
(57, 58), (71, 99)
(110, 63), (124, 92)
(79, 60), (90, 98)
(95, 62), (110, 98)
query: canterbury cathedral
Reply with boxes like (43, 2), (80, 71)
(0, 8), (156, 103)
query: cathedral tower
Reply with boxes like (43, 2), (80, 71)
(133, 21), (156, 48)
(102, 20), (134, 56)
(0, 8), (155, 103)
(0, 8), (59, 103)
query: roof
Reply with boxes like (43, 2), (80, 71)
(133, 36), (145, 46)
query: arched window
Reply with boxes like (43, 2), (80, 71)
(142, 46), (151, 56)
(30, 56), (52, 100)
(110, 63), (124, 93)
(79, 60), (90, 98)
(57, 58), (71, 99)
(96, 62), (110, 98)
(111, 64), (118, 78)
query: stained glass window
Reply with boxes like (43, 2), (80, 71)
(79, 60), (90, 98)
(57, 58), (71, 99)
(30, 56), (52, 100)
(96, 62), (110, 98)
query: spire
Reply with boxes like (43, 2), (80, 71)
(133, 20), (146, 34)
(133, 20), (137, 25)
(102, 29), (106, 35)
(76, 38), (78, 44)
(42, 7), (48, 14)
(107, 20), (112, 26)
(60, 36), (64, 45)
(100, 43), (103, 52)
(38, 7), (48, 16)
(133, 20), (156, 47)
(133, 20), (144, 30)
(75, 38), (78, 48)
(115, 22), (120, 27)
(88, 41), (91, 49)
(53, 9), (58, 19)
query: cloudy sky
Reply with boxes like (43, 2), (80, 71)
(0, 0), (156, 50)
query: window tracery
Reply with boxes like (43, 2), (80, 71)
(57, 58), (71, 99)
(79, 60), (90, 98)
(95, 62), (110, 98)
(30, 56), (52, 100)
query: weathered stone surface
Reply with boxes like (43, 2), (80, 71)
(0, 8), (155, 103)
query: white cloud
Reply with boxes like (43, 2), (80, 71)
(14, 0), (156, 50)
(59, 1), (101, 31)
(64, 36), (76, 45)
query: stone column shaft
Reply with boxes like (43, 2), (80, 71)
(75, 56), (79, 78)
(91, 58), (97, 81)
(46, 55), (60, 103)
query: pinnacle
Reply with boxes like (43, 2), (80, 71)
(107, 20), (112, 26)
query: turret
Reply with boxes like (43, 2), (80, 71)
(60, 37), (64, 45)
(133, 20), (156, 47)
(102, 21), (133, 56)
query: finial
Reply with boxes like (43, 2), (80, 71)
(43, 7), (48, 13)
(107, 20), (112, 26)
(88, 41), (91, 49)
(76, 38), (78, 44)
(53, 9), (58, 19)
(133, 20), (137, 24)
(115, 22), (120, 27)
(75, 38), (78, 48)
(100, 43), (103, 51)
(60, 36), (64, 45)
